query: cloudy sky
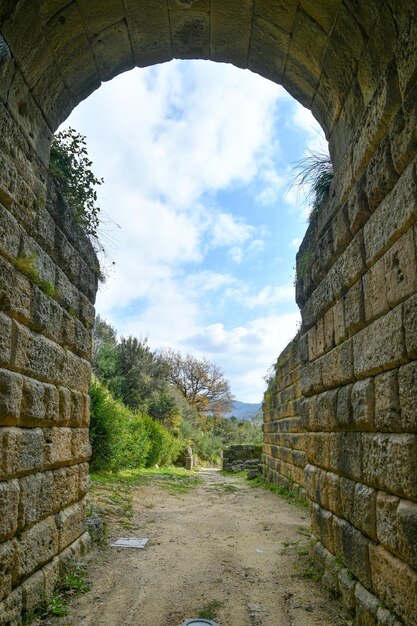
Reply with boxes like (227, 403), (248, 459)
(63, 60), (326, 403)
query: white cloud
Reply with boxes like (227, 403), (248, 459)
(209, 212), (254, 248)
(184, 312), (300, 401)
(64, 60), (306, 401)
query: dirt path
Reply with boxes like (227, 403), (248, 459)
(60, 469), (348, 626)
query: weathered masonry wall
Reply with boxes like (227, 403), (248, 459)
(263, 18), (417, 626)
(262, 336), (305, 493)
(0, 100), (98, 622)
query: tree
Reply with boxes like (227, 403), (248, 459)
(163, 349), (234, 420)
(111, 336), (170, 410)
(92, 315), (118, 381)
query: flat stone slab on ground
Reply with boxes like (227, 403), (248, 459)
(111, 537), (149, 549)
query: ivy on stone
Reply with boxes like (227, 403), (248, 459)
(49, 127), (103, 241)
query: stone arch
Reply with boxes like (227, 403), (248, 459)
(0, 2), (416, 624)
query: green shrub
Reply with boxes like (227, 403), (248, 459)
(89, 378), (184, 471)
(89, 378), (125, 471)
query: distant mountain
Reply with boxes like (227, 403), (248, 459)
(226, 400), (262, 421)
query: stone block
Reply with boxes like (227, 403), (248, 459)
(333, 515), (372, 587)
(326, 471), (343, 517)
(34, 205), (55, 256)
(300, 360), (323, 396)
(329, 432), (362, 482)
(376, 491), (399, 552)
(0, 587), (22, 625)
(336, 383), (352, 429)
(55, 499), (86, 551)
(43, 427), (74, 468)
(21, 569), (45, 612)
(390, 83), (417, 175)
(310, 503), (334, 553)
(19, 233), (56, 287)
(376, 606), (403, 626)
(0, 426), (44, 479)
(58, 531), (91, 577)
(362, 433), (417, 499)
(347, 176), (370, 234)
(369, 543), (417, 625)
(395, 14), (417, 97)
(337, 568), (356, 612)
(304, 463), (320, 502)
(365, 135), (399, 213)
(17, 515), (59, 579)
(247, 13), (290, 81)
(0, 368), (23, 426)
(79, 293), (95, 330)
(306, 433), (330, 469)
(62, 350), (91, 394)
(0, 479), (19, 542)
(0, 203), (21, 260)
(374, 370), (400, 432)
(315, 317), (325, 358)
(300, 396), (316, 431)
(13, 320), (67, 385)
(339, 475), (356, 522)
(54, 231), (81, 284)
(72, 428), (92, 463)
(316, 389), (338, 432)
(396, 499), (417, 569)
(17, 472), (43, 531)
(0, 539), (18, 602)
(20, 377), (59, 426)
(353, 306), (406, 377)
(355, 582), (379, 626)
(78, 259), (98, 303)
(384, 229), (417, 308)
(330, 231), (366, 300)
(352, 483), (377, 541)
(398, 361), (417, 431)
(320, 339), (354, 389)
(30, 284), (63, 341)
(362, 256), (389, 322)
(170, 9), (210, 60)
(403, 293), (417, 359)
(331, 203), (352, 257)
(323, 307), (335, 352)
(54, 266), (80, 313)
(352, 59), (401, 180)
(364, 157), (417, 266)
(344, 279), (365, 336)
(43, 556), (60, 598)
(209, 0), (251, 67)
(333, 298), (347, 344)
(351, 378), (375, 431)
(0, 312), (12, 368)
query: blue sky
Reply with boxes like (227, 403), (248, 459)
(63, 60), (326, 402)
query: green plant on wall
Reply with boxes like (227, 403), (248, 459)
(290, 150), (333, 221)
(49, 127), (104, 241)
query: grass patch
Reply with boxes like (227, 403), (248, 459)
(197, 599), (223, 620)
(297, 557), (324, 583)
(220, 469), (246, 478)
(12, 255), (60, 299)
(248, 476), (309, 509)
(23, 562), (91, 625)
